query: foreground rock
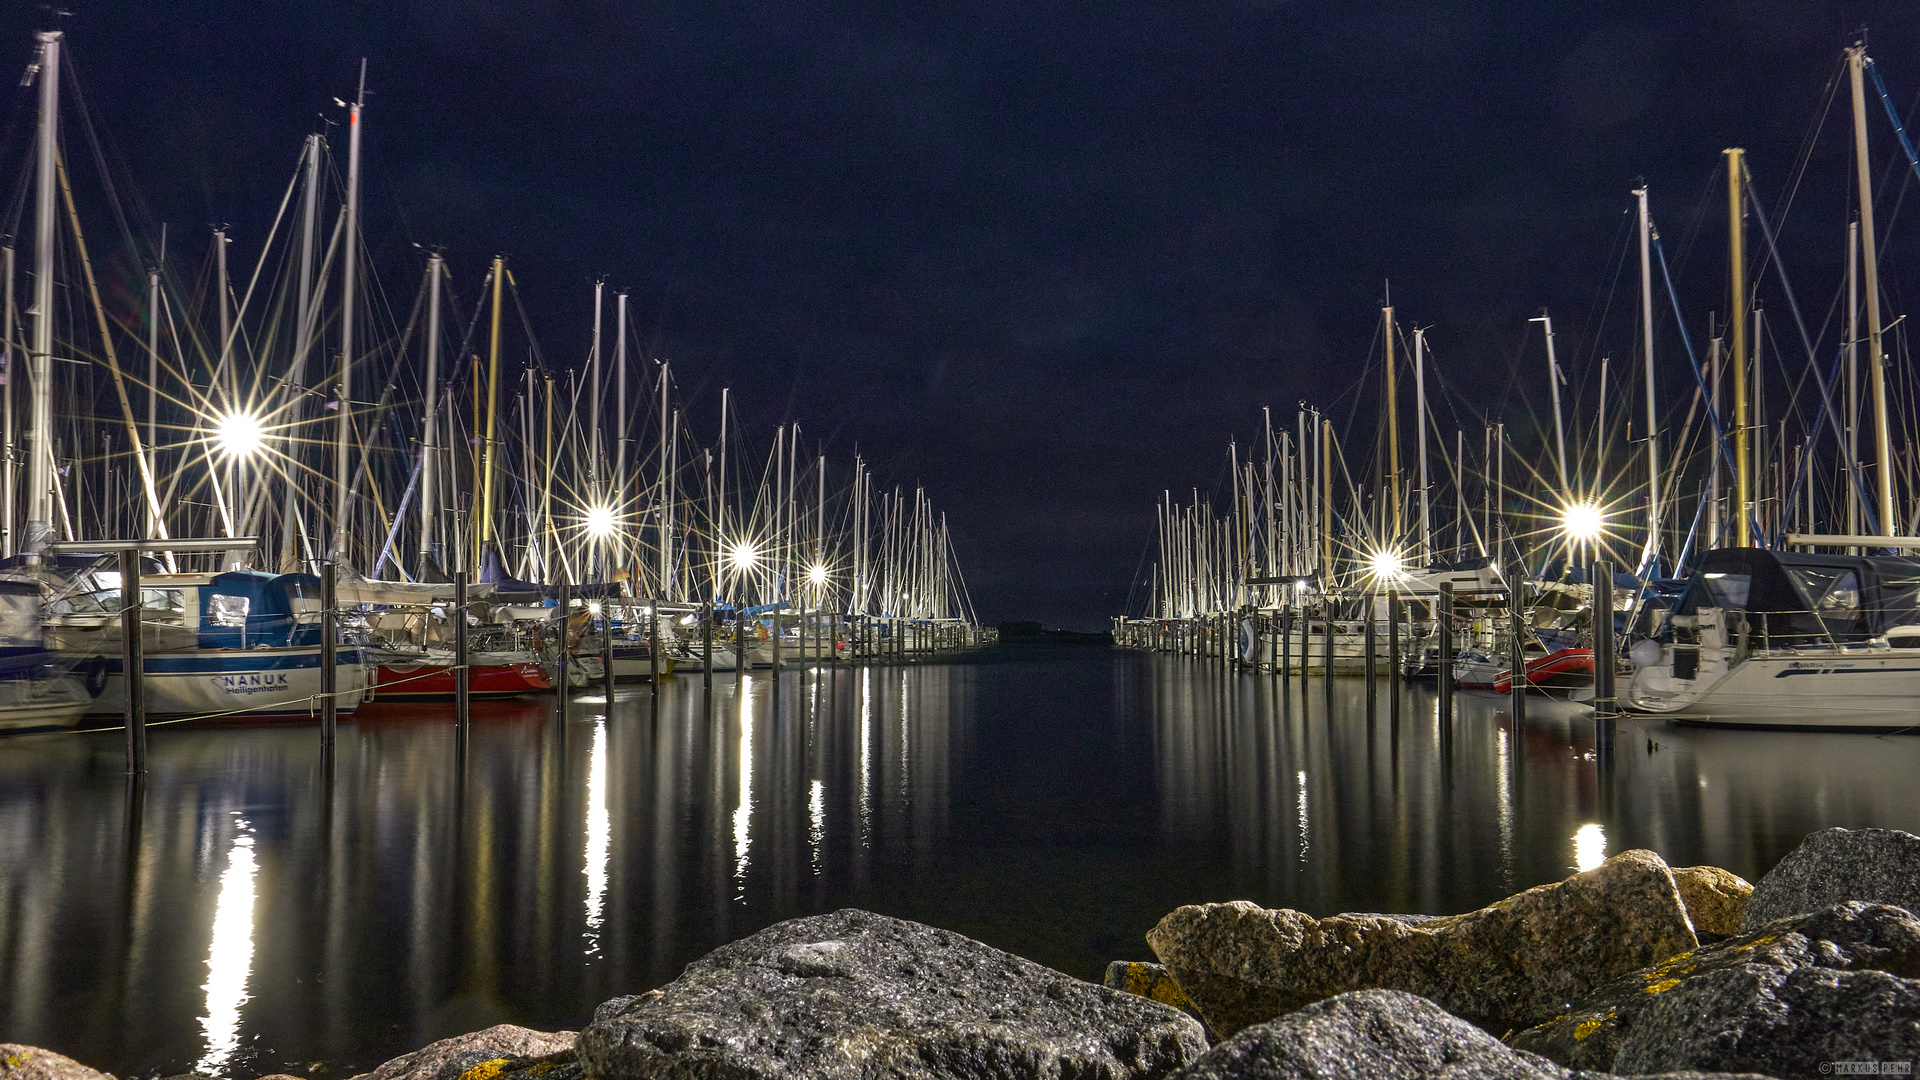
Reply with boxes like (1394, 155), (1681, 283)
(1670, 866), (1750, 938)
(1104, 961), (1205, 1025)
(1509, 901), (1920, 1074)
(0, 1046), (115, 1080)
(580, 909), (1207, 1080)
(1741, 827), (1920, 931)
(1168, 990), (1775, 1080)
(1147, 849), (1697, 1037)
(350, 1026), (577, 1080)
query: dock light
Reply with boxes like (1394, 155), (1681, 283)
(1560, 501), (1605, 542)
(1366, 548), (1404, 581)
(585, 503), (616, 537)
(214, 411), (265, 459)
(808, 564), (827, 585)
(731, 543), (758, 570)
(587, 601), (602, 615)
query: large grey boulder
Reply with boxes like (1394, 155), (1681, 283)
(349, 1026), (577, 1080)
(1146, 849), (1698, 1037)
(0, 1046), (115, 1080)
(1165, 990), (1775, 1080)
(1510, 901), (1920, 1075)
(579, 909), (1207, 1080)
(1741, 827), (1920, 931)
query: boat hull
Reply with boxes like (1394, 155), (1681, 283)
(79, 647), (369, 720)
(373, 660), (554, 699)
(1628, 645), (1920, 729)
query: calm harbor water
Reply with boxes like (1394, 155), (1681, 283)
(3, 645), (1917, 1078)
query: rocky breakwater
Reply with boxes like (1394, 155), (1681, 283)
(1145, 848), (1705, 1036)
(7, 827), (1916, 1080)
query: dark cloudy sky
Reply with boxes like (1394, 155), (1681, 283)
(4, 1), (1918, 627)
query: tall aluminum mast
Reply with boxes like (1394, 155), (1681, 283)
(25, 31), (60, 556)
(418, 253), (443, 575)
(1848, 45), (1894, 535)
(334, 60), (365, 559)
(1635, 185), (1661, 569)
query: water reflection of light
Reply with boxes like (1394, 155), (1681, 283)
(1573, 822), (1607, 871)
(733, 676), (754, 897)
(583, 719), (608, 953)
(1296, 770), (1309, 863)
(809, 780), (825, 875)
(1496, 726), (1514, 889)
(859, 669), (872, 846)
(196, 817), (257, 1075)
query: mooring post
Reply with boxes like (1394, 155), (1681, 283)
(454, 570), (470, 733)
(321, 560), (338, 744)
(1387, 590), (1402, 721)
(120, 549), (145, 774)
(735, 604), (748, 682)
(702, 600), (714, 687)
(1592, 561), (1615, 759)
(601, 599), (615, 697)
(1321, 604), (1335, 685)
(649, 596), (660, 689)
(1509, 592), (1528, 722)
(555, 580), (571, 723)
(1364, 606), (1378, 716)
(1438, 582), (1455, 728)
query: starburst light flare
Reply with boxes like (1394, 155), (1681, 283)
(214, 411), (266, 459)
(1560, 501), (1605, 543)
(585, 503), (616, 537)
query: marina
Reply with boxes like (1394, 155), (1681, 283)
(1, 8), (1919, 1079)
(4, 647), (1917, 1077)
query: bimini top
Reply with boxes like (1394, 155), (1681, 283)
(198, 570), (323, 649)
(1675, 546), (1920, 643)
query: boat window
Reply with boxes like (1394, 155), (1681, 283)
(1819, 572), (1859, 616)
(0, 592), (37, 648)
(209, 593), (251, 627)
(1786, 567), (1858, 618)
(1703, 572), (1750, 610)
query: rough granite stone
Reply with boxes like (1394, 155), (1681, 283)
(579, 909), (1208, 1080)
(1163, 990), (1776, 1080)
(1104, 961), (1204, 1024)
(1671, 866), (1750, 938)
(1509, 901), (1920, 1074)
(349, 1026), (577, 1080)
(1742, 827), (1920, 931)
(1146, 849), (1698, 1037)
(0, 1046), (115, 1080)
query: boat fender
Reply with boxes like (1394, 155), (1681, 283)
(81, 655), (110, 698)
(1628, 638), (1663, 668)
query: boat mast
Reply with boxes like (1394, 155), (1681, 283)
(1847, 221), (1860, 545)
(478, 255), (504, 573)
(1530, 313), (1570, 493)
(418, 252), (443, 577)
(658, 361), (670, 596)
(3, 245), (14, 555)
(1725, 147), (1750, 548)
(1848, 45), (1894, 536)
(1414, 325), (1430, 561)
(25, 31), (59, 557)
(335, 59), (364, 561)
(1383, 305), (1400, 544)
(589, 281), (603, 576)
(1635, 184), (1661, 570)
(615, 290), (628, 582)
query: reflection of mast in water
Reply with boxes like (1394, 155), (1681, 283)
(733, 677), (755, 898)
(1496, 725), (1514, 892)
(583, 721), (609, 954)
(196, 816), (257, 1076)
(859, 669), (873, 847)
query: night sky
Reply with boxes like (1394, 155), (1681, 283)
(3, 1), (1918, 628)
